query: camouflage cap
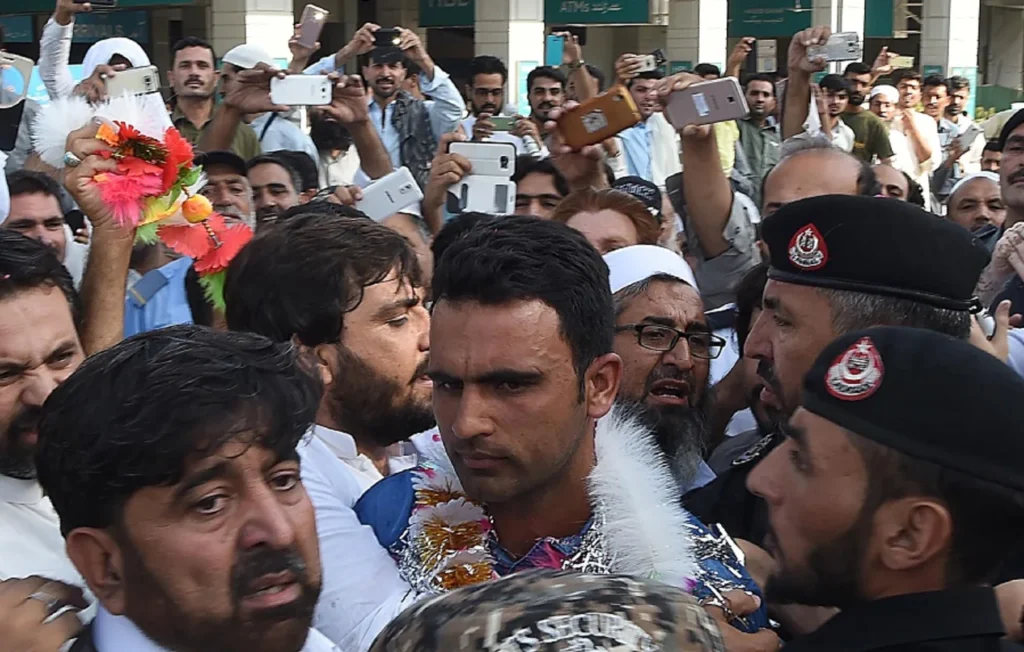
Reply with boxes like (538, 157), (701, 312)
(369, 570), (726, 652)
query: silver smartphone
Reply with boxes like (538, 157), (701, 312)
(105, 65), (160, 97)
(807, 32), (863, 63)
(270, 75), (332, 106)
(664, 77), (749, 129)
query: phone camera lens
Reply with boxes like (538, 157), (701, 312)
(500, 156), (509, 168)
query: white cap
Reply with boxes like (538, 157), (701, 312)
(605, 245), (698, 295)
(870, 85), (899, 103)
(222, 44), (274, 70)
(947, 171), (1000, 204)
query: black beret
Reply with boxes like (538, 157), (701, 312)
(762, 195), (989, 311)
(998, 108), (1024, 151)
(803, 326), (1024, 491)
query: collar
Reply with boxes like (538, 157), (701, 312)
(0, 474), (44, 505)
(93, 605), (166, 652)
(312, 424), (359, 461)
(784, 587), (1006, 652)
(742, 117), (777, 132)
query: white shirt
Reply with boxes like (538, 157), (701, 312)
(298, 429), (417, 651)
(890, 111), (942, 210)
(319, 145), (362, 188)
(0, 475), (83, 586)
(92, 605), (340, 651)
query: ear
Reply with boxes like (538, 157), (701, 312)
(305, 339), (339, 388)
(65, 528), (128, 615)
(584, 352), (622, 420)
(875, 497), (953, 573)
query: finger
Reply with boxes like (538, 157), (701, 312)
(451, 154), (473, 172)
(1010, 251), (1024, 280)
(437, 130), (467, 156)
(722, 590), (762, 617)
(0, 576), (52, 603)
(35, 580), (88, 611)
(40, 609), (85, 646)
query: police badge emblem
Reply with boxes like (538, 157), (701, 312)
(826, 337), (884, 401)
(787, 223), (828, 270)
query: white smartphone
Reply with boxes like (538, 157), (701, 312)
(270, 75), (332, 106)
(355, 167), (424, 222)
(807, 32), (863, 62)
(956, 123), (984, 151)
(664, 77), (749, 129)
(448, 141), (516, 178)
(105, 65), (160, 97)
(447, 177), (517, 215)
(634, 49), (667, 74)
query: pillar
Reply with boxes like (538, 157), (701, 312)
(475, 0), (545, 115)
(665, 0), (727, 73)
(208, 0), (294, 62)
(921, 0), (981, 116)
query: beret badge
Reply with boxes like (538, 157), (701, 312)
(788, 223), (828, 270)
(826, 337), (884, 401)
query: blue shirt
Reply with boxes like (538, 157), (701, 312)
(366, 66), (465, 168)
(252, 112), (319, 165)
(123, 257), (194, 338)
(619, 119), (652, 180)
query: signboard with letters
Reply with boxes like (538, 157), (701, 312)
(73, 10), (150, 44)
(545, 0), (652, 25)
(0, 16), (34, 44)
(728, 0), (811, 38)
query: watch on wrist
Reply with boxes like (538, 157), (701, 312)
(568, 60), (586, 71)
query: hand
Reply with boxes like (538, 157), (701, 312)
(555, 31), (583, 66)
(510, 115), (541, 142)
(947, 139), (968, 163)
(288, 23), (320, 66)
(703, 591), (781, 652)
(222, 63), (289, 114)
(342, 22), (379, 60)
(55, 0), (91, 26)
(729, 37), (755, 71)
(656, 73), (713, 138)
(0, 576), (88, 652)
(62, 122), (124, 235)
(736, 539), (777, 590)
(396, 27), (427, 64)
(322, 74), (371, 125)
(72, 63), (125, 105)
(73, 227), (89, 245)
(324, 184), (363, 206)
(472, 113), (494, 141)
(615, 53), (646, 85)
(969, 300), (1022, 363)
(996, 579), (1024, 641)
(788, 25), (831, 75)
(990, 223), (1024, 278)
(423, 131), (472, 214)
(871, 46), (897, 77)
(543, 101), (608, 189)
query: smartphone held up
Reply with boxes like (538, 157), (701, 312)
(556, 86), (642, 150)
(297, 4), (329, 49)
(664, 77), (749, 129)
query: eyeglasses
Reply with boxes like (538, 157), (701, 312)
(615, 323), (726, 360)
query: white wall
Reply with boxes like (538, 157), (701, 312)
(985, 6), (1024, 90)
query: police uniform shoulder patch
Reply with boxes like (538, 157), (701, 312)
(826, 336), (884, 401)
(788, 223), (828, 270)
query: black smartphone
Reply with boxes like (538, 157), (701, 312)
(373, 28), (401, 49)
(0, 103), (24, 153)
(64, 209), (86, 234)
(651, 48), (667, 67)
(76, 0), (117, 5)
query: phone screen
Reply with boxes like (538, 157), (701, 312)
(545, 35), (565, 67)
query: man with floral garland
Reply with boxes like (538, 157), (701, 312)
(355, 217), (778, 651)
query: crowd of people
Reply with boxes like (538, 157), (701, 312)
(4, 1), (1024, 650)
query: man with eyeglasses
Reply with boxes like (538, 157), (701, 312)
(461, 56), (544, 157)
(606, 245), (725, 492)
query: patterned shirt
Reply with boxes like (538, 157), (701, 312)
(490, 520), (593, 576)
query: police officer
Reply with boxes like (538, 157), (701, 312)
(684, 194), (991, 548)
(749, 326), (1024, 650)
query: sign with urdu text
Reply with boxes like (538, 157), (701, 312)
(419, 0), (474, 28)
(545, 0), (652, 25)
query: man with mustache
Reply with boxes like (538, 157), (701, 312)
(606, 245), (718, 492)
(35, 326), (337, 652)
(737, 73), (780, 208)
(168, 37), (261, 161)
(1000, 110), (1024, 230)
(527, 66), (567, 131)
(0, 231), (86, 585)
(247, 154), (311, 231)
(683, 194), (990, 550)
(750, 326), (1024, 650)
(196, 151), (257, 229)
(224, 210), (434, 650)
